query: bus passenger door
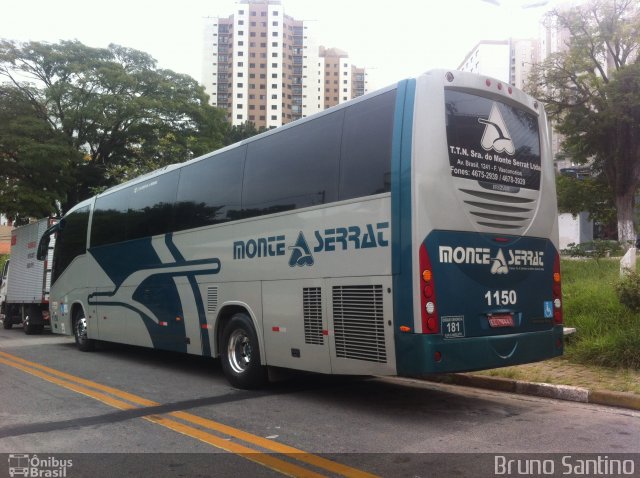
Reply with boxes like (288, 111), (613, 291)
(262, 279), (331, 374)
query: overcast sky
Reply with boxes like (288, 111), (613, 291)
(1, 0), (570, 89)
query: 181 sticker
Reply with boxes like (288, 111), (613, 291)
(442, 316), (465, 339)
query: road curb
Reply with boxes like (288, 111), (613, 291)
(423, 373), (640, 411)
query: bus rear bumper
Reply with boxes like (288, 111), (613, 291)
(395, 326), (564, 376)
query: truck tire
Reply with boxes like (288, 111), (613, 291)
(220, 313), (267, 389)
(73, 308), (95, 352)
(23, 315), (42, 335)
(23, 306), (44, 335)
(2, 305), (15, 329)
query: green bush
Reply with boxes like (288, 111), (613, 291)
(561, 240), (623, 260)
(616, 270), (640, 312)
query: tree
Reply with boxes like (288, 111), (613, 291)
(556, 173), (616, 227)
(0, 85), (78, 224)
(222, 121), (268, 146)
(528, 0), (640, 245)
(0, 40), (227, 216)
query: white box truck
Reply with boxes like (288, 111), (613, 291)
(1, 218), (56, 334)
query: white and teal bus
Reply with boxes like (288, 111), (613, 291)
(38, 70), (563, 389)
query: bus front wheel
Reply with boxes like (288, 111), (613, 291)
(220, 313), (266, 389)
(73, 308), (95, 352)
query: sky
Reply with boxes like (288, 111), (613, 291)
(1, 0), (567, 90)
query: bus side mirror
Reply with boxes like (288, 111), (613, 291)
(36, 235), (50, 261)
(37, 222), (60, 261)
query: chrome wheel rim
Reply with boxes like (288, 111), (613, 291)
(227, 329), (252, 374)
(76, 317), (88, 344)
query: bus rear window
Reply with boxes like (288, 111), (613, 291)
(444, 89), (541, 191)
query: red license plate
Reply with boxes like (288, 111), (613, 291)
(488, 314), (514, 328)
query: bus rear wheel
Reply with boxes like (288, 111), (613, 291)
(73, 308), (95, 352)
(220, 313), (266, 389)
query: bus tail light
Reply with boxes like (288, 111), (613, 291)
(419, 244), (439, 334)
(553, 252), (563, 325)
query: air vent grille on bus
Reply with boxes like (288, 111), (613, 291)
(459, 188), (535, 230)
(207, 286), (218, 314)
(303, 287), (324, 345)
(332, 285), (387, 363)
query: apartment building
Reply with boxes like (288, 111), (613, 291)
(457, 39), (539, 90)
(202, 0), (367, 128)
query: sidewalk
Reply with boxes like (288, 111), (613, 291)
(424, 358), (640, 411)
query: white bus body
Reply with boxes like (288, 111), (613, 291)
(41, 70), (563, 388)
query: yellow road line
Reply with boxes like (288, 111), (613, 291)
(0, 354), (325, 478)
(0, 350), (379, 478)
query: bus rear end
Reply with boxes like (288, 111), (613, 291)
(393, 70), (563, 375)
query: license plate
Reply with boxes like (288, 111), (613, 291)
(488, 314), (514, 328)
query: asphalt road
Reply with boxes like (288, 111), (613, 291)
(0, 327), (638, 478)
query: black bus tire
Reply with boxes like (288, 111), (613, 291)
(220, 313), (267, 389)
(73, 308), (95, 352)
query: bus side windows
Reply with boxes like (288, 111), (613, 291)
(52, 206), (90, 282)
(174, 148), (245, 231)
(128, 170), (179, 240)
(242, 110), (343, 218)
(91, 190), (129, 247)
(339, 89), (396, 200)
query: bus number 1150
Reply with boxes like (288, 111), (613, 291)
(484, 290), (517, 306)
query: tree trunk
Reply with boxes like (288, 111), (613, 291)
(615, 192), (636, 247)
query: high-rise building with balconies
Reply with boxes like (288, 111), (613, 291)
(202, 0), (367, 128)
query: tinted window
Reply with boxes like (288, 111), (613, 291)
(174, 147), (245, 231)
(242, 110), (343, 217)
(339, 89), (396, 200)
(91, 189), (129, 247)
(127, 170), (179, 240)
(445, 89), (541, 191)
(53, 206), (90, 282)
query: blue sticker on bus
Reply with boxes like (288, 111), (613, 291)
(543, 301), (553, 319)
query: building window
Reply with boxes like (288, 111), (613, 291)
(273, 21), (278, 26)
(272, 42), (278, 47)
(271, 105), (277, 110)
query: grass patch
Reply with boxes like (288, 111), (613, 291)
(561, 258), (640, 369)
